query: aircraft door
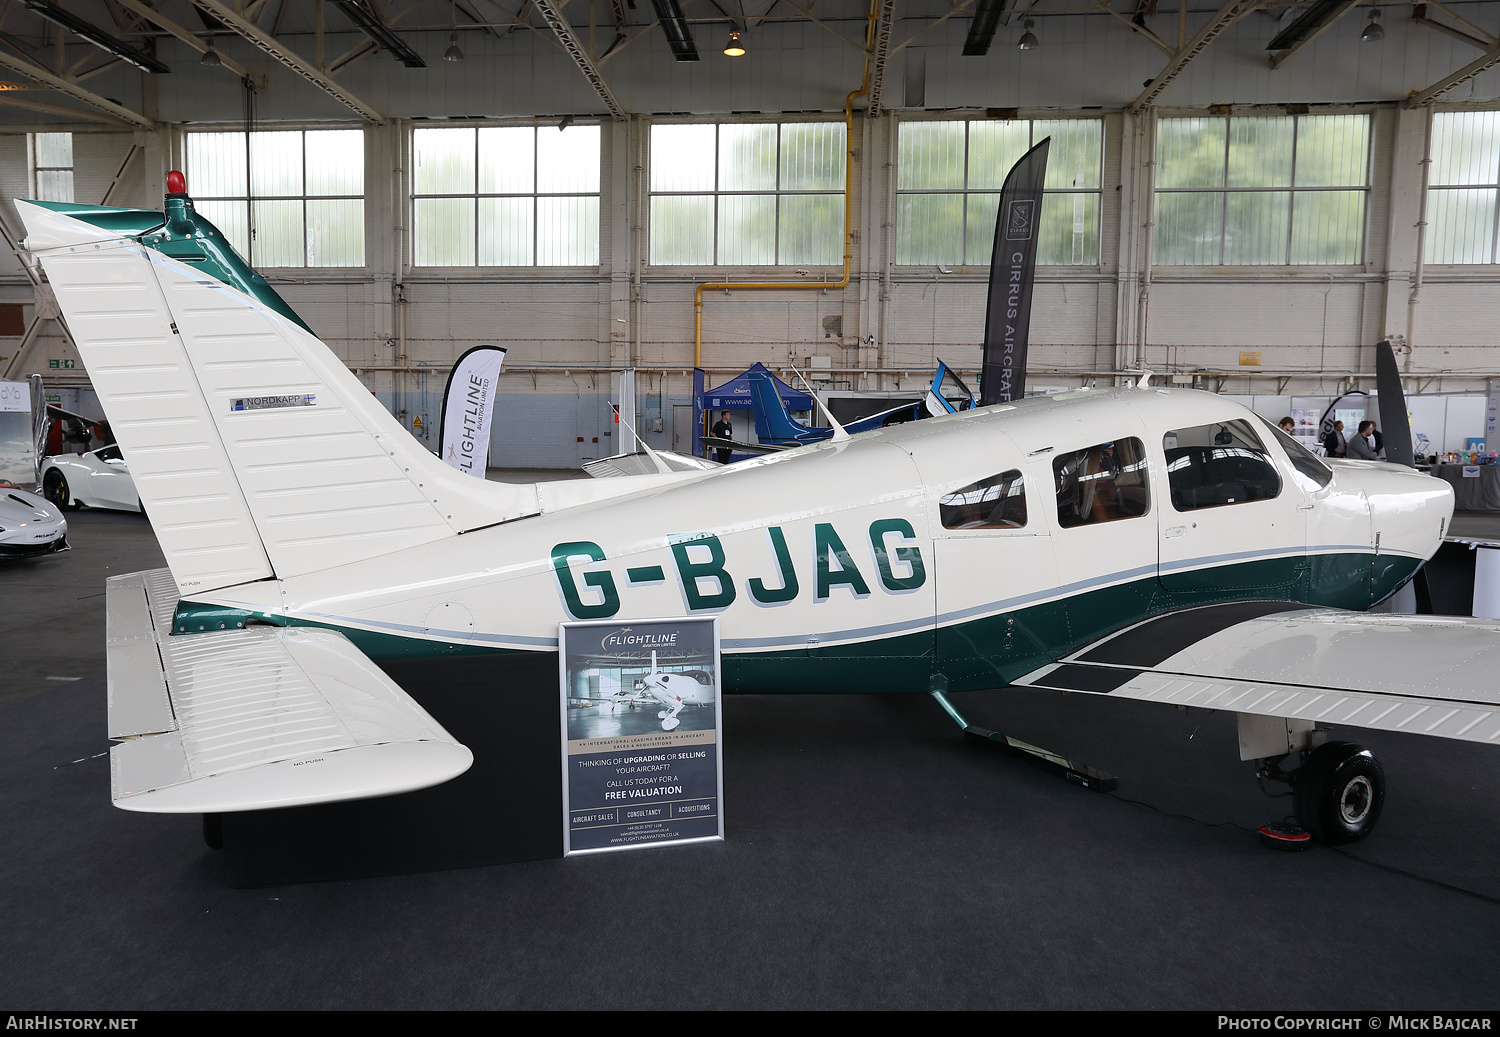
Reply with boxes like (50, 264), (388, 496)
(930, 463), (1062, 688)
(1156, 419), (1309, 599)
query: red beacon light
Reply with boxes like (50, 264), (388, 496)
(166, 170), (186, 195)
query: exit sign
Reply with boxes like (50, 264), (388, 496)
(48, 358), (75, 369)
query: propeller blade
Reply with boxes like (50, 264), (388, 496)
(1375, 340), (1415, 467)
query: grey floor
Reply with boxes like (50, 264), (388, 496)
(3, 508), (1499, 1009)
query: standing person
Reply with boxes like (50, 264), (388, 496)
(1348, 420), (1380, 460)
(1322, 420), (1347, 458)
(711, 411), (734, 465)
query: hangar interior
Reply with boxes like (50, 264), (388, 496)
(5, 1), (1500, 465)
(7, 2), (1500, 1012)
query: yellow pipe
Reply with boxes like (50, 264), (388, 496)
(693, 2), (878, 368)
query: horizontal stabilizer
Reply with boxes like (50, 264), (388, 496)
(1013, 603), (1500, 746)
(583, 450), (721, 478)
(107, 569), (472, 813)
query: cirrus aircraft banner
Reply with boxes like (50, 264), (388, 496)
(438, 345), (507, 478)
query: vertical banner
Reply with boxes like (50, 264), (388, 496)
(438, 345), (507, 478)
(618, 367), (637, 455)
(560, 617), (724, 855)
(0, 380), (32, 487)
(980, 138), (1050, 408)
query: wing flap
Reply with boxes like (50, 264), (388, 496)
(106, 569), (473, 813)
(1013, 603), (1500, 747)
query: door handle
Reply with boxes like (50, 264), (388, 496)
(1165, 526), (1186, 538)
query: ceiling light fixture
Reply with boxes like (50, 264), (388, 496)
(1018, 19), (1039, 51)
(444, 33), (464, 62)
(200, 46), (223, 68)
(724, 31), (746, 57)
(1361, 8), (1384, 41)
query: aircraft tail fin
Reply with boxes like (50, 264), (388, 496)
(747, 368), (810, 443)
(18, 197), (541, 597)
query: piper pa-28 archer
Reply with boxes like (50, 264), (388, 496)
(17, 179), (1497, 848)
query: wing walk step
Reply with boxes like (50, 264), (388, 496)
(105, 568), (472, 813)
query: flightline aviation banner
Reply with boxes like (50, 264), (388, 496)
(980, 138), (1049, 408)
(559, 617), (724, 855)
(438, 345), (506, 478)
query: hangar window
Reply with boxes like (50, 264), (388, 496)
(411, 124), (600, 267)
(1154, 114), (1369, 265)
(184, 129), (364, 268)
(1426, 111), (1500, 264)
(648, 121), (845, 266)
(31, 133), (72, 203)
(895, 118), (1101, 266)
(1054, 439), (1150, 528)
(940, 470), (1027, 529)
(1163, 421), (1282, 511)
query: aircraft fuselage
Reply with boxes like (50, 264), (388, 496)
(193, 387), (1452, 696)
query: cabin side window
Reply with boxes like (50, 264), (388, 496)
(1163, 420), (1283, 512)
(1053, 438), (1150, 528)
(939, 470), (1027, 529)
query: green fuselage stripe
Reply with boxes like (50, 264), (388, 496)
(174, 551), (1421, 694)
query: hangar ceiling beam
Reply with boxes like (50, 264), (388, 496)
(0, 46), (154, 127)
(111, 0), (266, 88)
(1093, 0), (1175, 56)
(1406, 39), (1500, 107)
(190, 0), (388, 124)
(1128, 0), (1261, 113)
(533, 0), (628, 119)
(0, 92), (135, 126)
(1266, 0), (1361, 70)
(1410, 4), (1494, 50)
(888, 0), (977, 58)
(867, 0), (897, 116)
(1415, 1), (1497, 46)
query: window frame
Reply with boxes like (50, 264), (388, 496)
(1151, 109), (1374, 269)
(1423, 107), (1500, 266)
(1053, 437), (1152, 530)
(407, 120), (605, 271)
(891, 113), (1106, 269)
(645, 115), (849, 270)
(30, 131), (73, 203)
(179, 123), (368, 272)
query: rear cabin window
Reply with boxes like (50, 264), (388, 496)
(1163, 420), (1282, 511)
(1054, 438), (1150, 528)
(940, 470), (1026, 529)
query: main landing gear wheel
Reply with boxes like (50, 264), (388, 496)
(1293, 741), (1385, 844)
(661, 717), (680, 731)
(43, 470), (72, 511)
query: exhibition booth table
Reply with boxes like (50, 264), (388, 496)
(1429, 464), (1500, 511)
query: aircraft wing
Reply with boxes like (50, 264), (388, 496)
(107, 569), (472, 813)
(700, 435), (789, 455)
(1010, 600), (1500, 747)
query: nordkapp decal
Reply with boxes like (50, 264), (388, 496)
(550, 520), (927, 620)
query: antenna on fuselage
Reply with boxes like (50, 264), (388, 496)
(787, 364), (850, 442)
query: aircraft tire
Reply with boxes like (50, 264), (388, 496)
(1293, 741), (1384, 844)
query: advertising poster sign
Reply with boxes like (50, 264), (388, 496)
(0, 380), (34, 487)
(560, 617), (723, 855)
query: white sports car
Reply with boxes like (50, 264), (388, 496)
(0, 486), (68, 557)
(40, 444), (143, 513)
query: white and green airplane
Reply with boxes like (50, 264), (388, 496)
(18, 180), (1496, 846)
